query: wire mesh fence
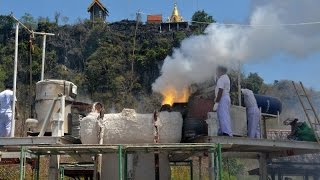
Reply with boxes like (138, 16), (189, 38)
(0, 164), (33, 180)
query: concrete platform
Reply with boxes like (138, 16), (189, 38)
(194, 136), (320, 158)
(0, 137), (74, 147)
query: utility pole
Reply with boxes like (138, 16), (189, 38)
(132, 10), (141, 73)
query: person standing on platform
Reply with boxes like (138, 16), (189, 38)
(0, 83), (16, 137)
(213, 66), (233, 136)
(241, 88), (261, 138)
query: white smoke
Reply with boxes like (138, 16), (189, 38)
(152, 0), (320, 95)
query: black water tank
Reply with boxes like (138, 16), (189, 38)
(254, 94), (282, 115)
(182, 118), (207, 142)
(172, 103), (188, 119)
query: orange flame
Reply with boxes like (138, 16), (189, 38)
(161, 87), (190, 105)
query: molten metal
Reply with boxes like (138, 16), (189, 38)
(161, 87), (190, 105)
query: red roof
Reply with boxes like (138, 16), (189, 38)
(147, 15), (162, 22)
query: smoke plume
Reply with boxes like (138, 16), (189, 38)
(152, 0), (320, 97)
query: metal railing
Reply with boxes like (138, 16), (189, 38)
(267, 130), (291, 140)
(11, 143), (223, 180)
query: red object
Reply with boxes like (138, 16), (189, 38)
(147, 15), (162, 23)
(0, 158), (20, 165)
(188, 98), (214, 120)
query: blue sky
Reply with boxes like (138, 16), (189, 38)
(1, 0), (319, 90)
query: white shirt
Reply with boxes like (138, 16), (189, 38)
(215, 74), (230, 97)
(0, 89), (14, 113)
(241, 88), (258, 108)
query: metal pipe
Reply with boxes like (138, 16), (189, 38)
(60, 166), (64, 180)
(214, 151), (218, 180)
(198, 156), (202, 180)
(60, 95), (65, 136)
(19, 146), (26, 180)
(35, 155), (40, 180)
(217, 144), (222, 180)
(209, 147), (215, 180)
(33, 32), (55, 36)
(118, 145), (123, 180)
(190, 160), (193, 180)
(124, 152), (128, 180)
(11, 22), (19, 137)
(41, 35), (47, 81)
(10, 14), (55, 36)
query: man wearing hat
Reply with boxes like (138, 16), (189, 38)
(0, 83), (16, 137)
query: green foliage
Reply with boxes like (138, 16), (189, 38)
(20, 13), (37, 29)
(222, 171), (237, 180)
(0, 13), (267, 117)
(192, 10), (216, 24)
(223, 158), (245, 177)
(243, 72), (264, 93)
(0, 15), (14, 44)
(171, 166), (192, 180)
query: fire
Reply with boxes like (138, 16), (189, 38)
(161, 87), (190, 105)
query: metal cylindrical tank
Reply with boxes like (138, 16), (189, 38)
(80, 109), (182, 180)
(35, 79), (77, 134)
(182, 117), (207, 142)
(254, 94), (282, 115)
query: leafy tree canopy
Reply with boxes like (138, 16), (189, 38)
(191, 10), (216, 25)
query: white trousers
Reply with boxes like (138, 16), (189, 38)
(247, 107), (261, 138)
(0, 112), (12, 137)
(217, 95), (233, 136)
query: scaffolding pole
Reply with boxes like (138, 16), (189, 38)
(34, 155), (40, 180)
(40, 35), (46, 81)
(19, 146), (26, 180)
(118, 145), (123, 180)
(10, 14), (55, 137)
(217, 143), (222, 180)
(13, 143), (220, 180)
(11, 22), (19, 137)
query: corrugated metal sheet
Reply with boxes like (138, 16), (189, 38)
(147, 15), (162, 23)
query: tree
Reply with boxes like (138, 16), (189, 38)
(191, 10), (215, 25)
(243, 73), (264, 93)
(223, 158), (244, 179)
(54, 11), (61, 24)
(0, 15), (14, 44)
(20, 13), (37, 29)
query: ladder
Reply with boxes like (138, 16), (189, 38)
(292, 81), (320, 143)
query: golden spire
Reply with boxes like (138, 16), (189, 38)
(170, 2), (183, 22)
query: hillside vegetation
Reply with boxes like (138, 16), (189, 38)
(0, 13), (319, 131)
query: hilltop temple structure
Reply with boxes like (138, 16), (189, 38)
(87, 0), (109, 22)
(161, 2), (189, 32)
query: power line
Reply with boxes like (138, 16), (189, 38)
(190, 20), (320, 27)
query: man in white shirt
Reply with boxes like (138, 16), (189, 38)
(0, 84), (15, 137)
(213, 66), (233, 136)
(241, 88), (260, 138)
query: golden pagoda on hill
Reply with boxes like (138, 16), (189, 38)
(169, 3), (183, 23)
(160, 2), (188, 32)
